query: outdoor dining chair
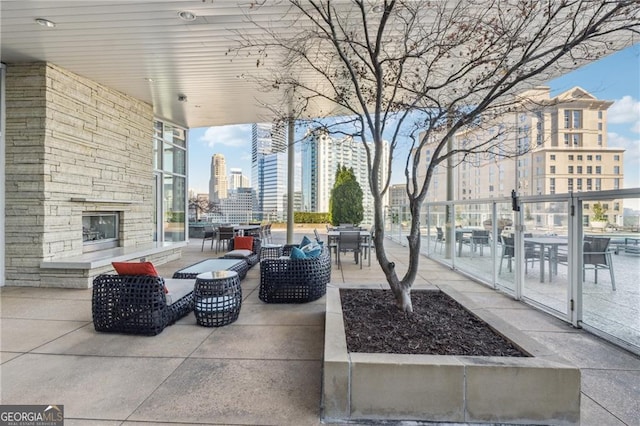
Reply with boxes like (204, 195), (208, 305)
(360, 225), (374, 267)
(264, 223), (273, 243)
(201, 225), (217, 252)
(471, 229), (490, 256)
(337, 230), (362, 269)
(499, 235), (515, 273)
(216, 226), (236, 253)
(499, 235), (540, 274)
(583, 236), (616, 290)
(434, 226), (445, 254)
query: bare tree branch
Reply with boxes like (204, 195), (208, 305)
(230, 0), (639, 311)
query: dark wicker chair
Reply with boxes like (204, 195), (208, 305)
(223, 237), (261, 267)
(92, 275), (193, 336)
(259, 246), (331, 303)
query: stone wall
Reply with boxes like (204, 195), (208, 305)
(5, 62), (154, 286)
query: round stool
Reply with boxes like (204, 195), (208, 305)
(194, 270), (242, 327)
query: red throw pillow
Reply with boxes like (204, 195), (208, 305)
(112, 261), (159, 276)
(111, 261), (167, 293)
(234, 236), (254, 251)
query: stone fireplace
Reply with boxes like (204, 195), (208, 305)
(4, 62), (159, 287)
(82, 212), (120, 252)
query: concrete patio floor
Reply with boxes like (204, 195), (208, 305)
(1, 227), (639, 425)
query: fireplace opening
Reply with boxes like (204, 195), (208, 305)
(83, 212), (119, 252)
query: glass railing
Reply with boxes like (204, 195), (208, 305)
(384, 188), (640, 355)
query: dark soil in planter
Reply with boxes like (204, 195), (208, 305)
(340, 288), (528, 357)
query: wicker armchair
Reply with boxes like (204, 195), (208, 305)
(259, 246), (331, 303)
(223, 237), (261, 267)
(92, 275), (194, 336)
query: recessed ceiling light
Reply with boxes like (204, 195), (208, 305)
(145, 78), (154, 83)
(35, 18), (56, 28)
(177, 10), (196, 21)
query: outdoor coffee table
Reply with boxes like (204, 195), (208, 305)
(172, 258), (249, 280)
(194, 270), (242, 327)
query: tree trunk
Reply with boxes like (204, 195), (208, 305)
(396, 286), (413, 312)
(373, 197), (421, 313)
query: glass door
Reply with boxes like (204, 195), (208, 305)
(520, 200), (571, 318)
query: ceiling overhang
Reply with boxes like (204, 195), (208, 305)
(1, 1), (636, 129)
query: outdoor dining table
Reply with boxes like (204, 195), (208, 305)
(524, 236), (568, 283)
(327, 230), (372, 266)
(233, 224), (261, 236)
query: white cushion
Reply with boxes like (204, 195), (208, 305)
(301, 242), (321, 253)
(225, 249), (253, 258)
(195, 296), (237, 312)
(164, 279), (195, 305)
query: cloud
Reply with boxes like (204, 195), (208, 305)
(608, 131), (640, 188)
(608, 132), (639, 158)
(608, 96), (640, 133)
(199, 124), (252, 148)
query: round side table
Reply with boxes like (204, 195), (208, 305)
(260, 243), (283, 260)
(194, 270), (242, 327)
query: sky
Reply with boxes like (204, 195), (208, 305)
(187, 44), (640, 195)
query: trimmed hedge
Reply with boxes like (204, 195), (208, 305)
(294, 212), (330, 224)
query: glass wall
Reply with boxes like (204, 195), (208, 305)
(519, 200), (570, 316)
(579, 194), (640, 351)
(153, 120), (187, 242)
(400, 189), (639, 355)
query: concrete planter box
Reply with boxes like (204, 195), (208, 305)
(322, 286), (580, 425)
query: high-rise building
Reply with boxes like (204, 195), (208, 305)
(229, 168), (250, 190)
(417, 86), (625, 222)
(301, 131), (389, 224)
(208, 153), (228, 202)
(252, 123), (288, 220)
(219, 187), (255, 223)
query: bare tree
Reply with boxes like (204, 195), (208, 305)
(189, 197), (219, 221)
(233, 0), (639, 311)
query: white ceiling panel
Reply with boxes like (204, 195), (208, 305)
(1, 1), (636, 129)
(0, 0), (304, 128)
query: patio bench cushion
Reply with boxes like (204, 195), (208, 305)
(223, 237), (261, 267)
(224, 249), (254, 258)
(164, 279), (196, 305)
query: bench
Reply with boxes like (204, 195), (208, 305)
(92, 274), (195, 335)
(39, 242), (187, 289)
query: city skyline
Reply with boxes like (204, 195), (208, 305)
(187, 44), (639, 195)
